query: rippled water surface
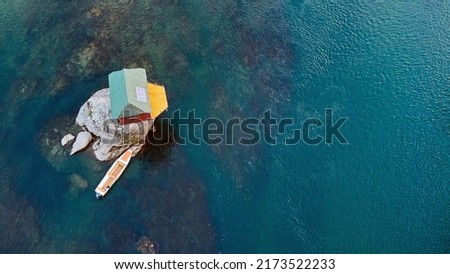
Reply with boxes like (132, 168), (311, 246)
(0, 1), (449, 253)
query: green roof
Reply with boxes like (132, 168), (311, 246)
(108, 68), (151, 119)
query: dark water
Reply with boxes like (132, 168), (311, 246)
(0, 1), (450, 253)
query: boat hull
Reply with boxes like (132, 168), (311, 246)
(95, 149), (133, 198)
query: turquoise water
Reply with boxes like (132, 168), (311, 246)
(1, 1), (450, 253)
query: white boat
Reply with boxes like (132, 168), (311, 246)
(95, 149), (133, 199)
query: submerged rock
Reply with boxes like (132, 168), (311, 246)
(37, 116), (79, 172)
(68, 173), (89, 197)
(70, 131), (93, 155)
(136, 236), (158, 254)
(61, 134), (75, 146)
(76, 88), (152, 161)
(52, 76), (68, 92)
(69, 173), (89, 190)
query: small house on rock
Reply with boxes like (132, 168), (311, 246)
(108, 68), (168, 125)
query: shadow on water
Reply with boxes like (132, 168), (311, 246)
(138, 118), (176, 165)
